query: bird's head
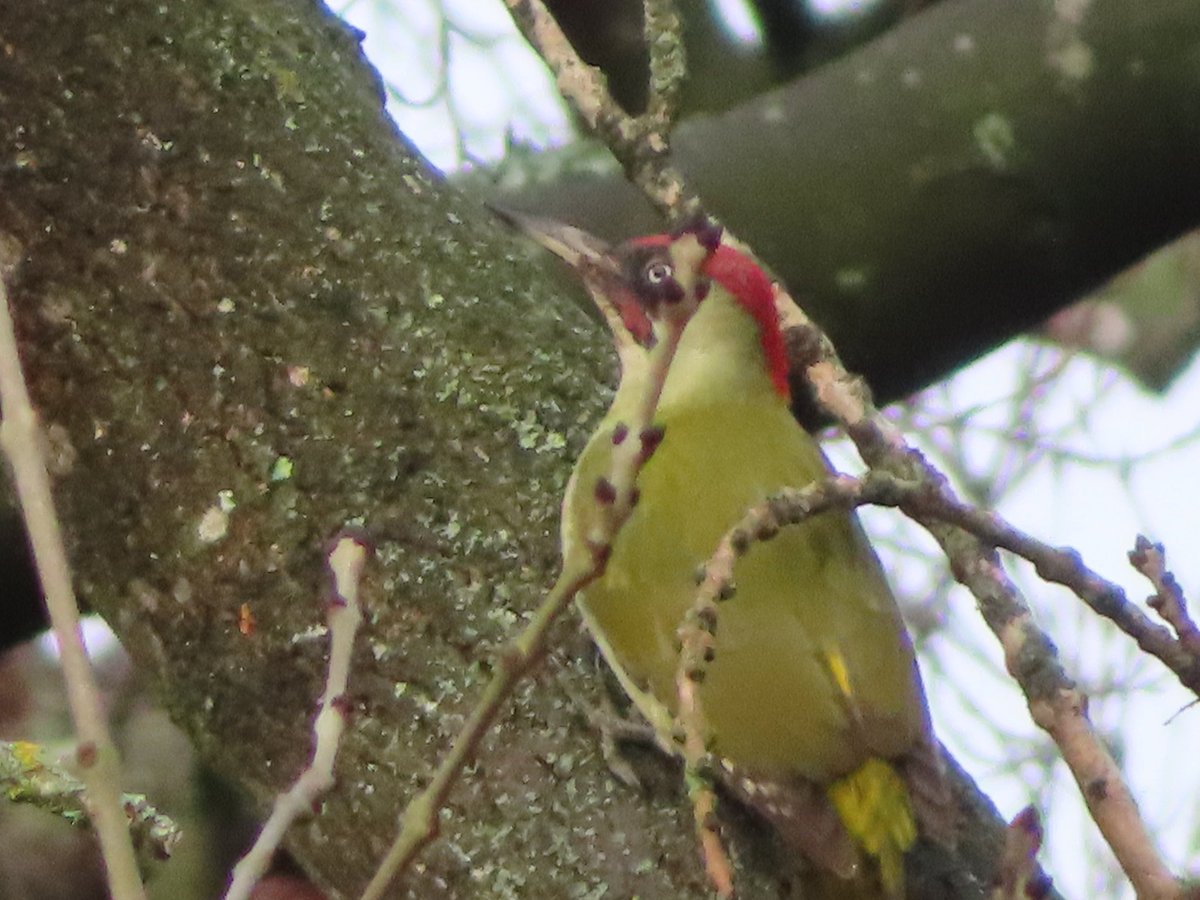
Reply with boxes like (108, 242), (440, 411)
(497, 210), (791, 402)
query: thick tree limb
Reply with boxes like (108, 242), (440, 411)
(500, 0), (1200, 405)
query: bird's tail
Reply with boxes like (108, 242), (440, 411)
(828, 757), (917, 898)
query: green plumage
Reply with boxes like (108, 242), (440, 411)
(567, 283), (925, 771)
(562, 278), (946, 893)
(575, 395), (925, 771)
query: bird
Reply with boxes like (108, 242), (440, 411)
(504, 210), (955, 897)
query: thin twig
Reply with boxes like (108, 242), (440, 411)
(359, 232), (714, 900)
(503, 0), (697, 219)
(914, 493), (1200, 699)
(224, 532), (371, 900)
(0, 281), (146, 899)
(642, 0), (686, 125)
(990, 806), (1051, 900)
(0, 739), (180, 864)
(674, 573), (726, 894)
(676, 679), (734, 898)
(1129, 535), (1200, 657)
(828, 465), (1200, 698)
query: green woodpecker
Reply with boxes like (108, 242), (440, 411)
(510, 213), (954, 895)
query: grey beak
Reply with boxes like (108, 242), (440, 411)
(488, 205), (614, 270)
(489, 205), (652, 356)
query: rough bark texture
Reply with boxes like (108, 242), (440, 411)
(0, 1), (639, 895)
(500, 0), (1200, 405)
(0, 0), (1091, 897)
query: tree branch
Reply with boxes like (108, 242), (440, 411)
(503, 0), (694, 218)
(0, 276), (145, 899)
(498, 0), (1200, 405)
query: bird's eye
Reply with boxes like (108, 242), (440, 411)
(625, 250), (683, 306)
(643, 261), (673, 285)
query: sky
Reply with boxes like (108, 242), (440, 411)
(284, 0), (1200, 893)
